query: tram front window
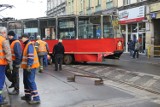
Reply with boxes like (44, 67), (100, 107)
(58, 17), (76, 39)
(103, 16), (114, 38)
(78, 16), (101, 39)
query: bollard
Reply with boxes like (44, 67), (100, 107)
(67, 76), (75, 82)
(67, 74), (104, 85)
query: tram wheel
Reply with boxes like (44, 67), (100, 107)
(63, 55), (73, 64)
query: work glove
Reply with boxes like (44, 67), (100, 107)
(9, 64), (13, 72)
(27, 66), (31, 72)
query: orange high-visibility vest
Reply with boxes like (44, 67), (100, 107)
(21, 41), (40, 69)
(0, 36), (8, 65)
(36, 40), (47, 52)
(10, 40), (21, 60)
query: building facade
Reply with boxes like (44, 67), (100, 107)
(118, 0), (160, 57)
(47, 0), (66, 16)
(46, 0), (160, 56)
(66, 0), (118, 15)
(146, 0), (160, 56)
(118, 0), (147, 53)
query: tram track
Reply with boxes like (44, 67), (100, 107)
(63, 64), (160, 96)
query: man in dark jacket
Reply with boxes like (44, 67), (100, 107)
(7, 31), (22, 95)
(53, 39), (65, 71)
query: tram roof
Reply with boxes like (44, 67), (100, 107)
(6, 14), (118, 23)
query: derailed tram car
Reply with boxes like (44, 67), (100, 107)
(7, 14), (124, 64)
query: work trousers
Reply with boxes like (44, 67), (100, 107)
(23, 69), (40, 101)
(38, 55), (44, 70)
(133, 50), (139, 58)
(0, 65), (6, 103)
(5, 65), (19, 91)
(43, 54), (48, 67)
(55, 54), (63, 71)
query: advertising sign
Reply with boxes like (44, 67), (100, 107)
(119, 6), (145, 24)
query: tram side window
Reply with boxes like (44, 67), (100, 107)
(78, 16), (101, 39)
(40, 19), (56, 40)
(58, 18), (76, 39)
(23, 20), (38, 40)
(103, 16), (114, 38)
(8, 22), (23, 39)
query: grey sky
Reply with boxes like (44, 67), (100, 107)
(0, 0), (47, 19)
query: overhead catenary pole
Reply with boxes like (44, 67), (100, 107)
(0, 4), (13, 12)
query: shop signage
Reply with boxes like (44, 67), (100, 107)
(150, 13), (156, 19)
(119, 6), (145, 24)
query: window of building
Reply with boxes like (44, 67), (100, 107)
(123, 0), (130, 6)
(97, 0), (101, 5)
(137, 0), (145, 2)
(88, 0), (91, 8)
(106, 0), (113, 9)
(80, 0), (83, 11)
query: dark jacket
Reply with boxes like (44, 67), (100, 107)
(53, 42), (65, 55)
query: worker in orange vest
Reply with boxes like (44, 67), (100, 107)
(35, 35), (49, 73)
(0, 27), (13, 105)
(6, 31), (22, 95)
(21, 34), (40, 104)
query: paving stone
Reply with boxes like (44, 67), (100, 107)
(133, 75), (153, 86)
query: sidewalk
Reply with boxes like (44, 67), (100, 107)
(120, 52), (160, 65)
(3, 82), (11, 107)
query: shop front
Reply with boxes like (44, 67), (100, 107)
(118, 6), (146, 53)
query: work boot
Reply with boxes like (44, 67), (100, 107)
(8, 83), (14, 88)
(9, 89), (19, 95)
(0, 100), (8, 105)
(21, 96), (31, 101)
(28, 100), (40, 104)
(39, 67), (44, 73)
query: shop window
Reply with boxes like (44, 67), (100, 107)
(131, 24), (137, 32)
(121, 25), (126, 33)
(139, 23), (145, 32)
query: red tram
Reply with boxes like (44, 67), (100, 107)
(7, 15), (124, 64)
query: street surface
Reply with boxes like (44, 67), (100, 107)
(2, 53), (160, 107)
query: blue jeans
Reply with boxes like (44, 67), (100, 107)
(0, 65), (6, 102)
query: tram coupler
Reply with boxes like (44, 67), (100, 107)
(67, 74), (104, 85)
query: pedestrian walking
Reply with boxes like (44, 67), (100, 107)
(35, 35), (49, 72)
(52, 39), (65, 71)
(21, 34), (40, 104)
(133, 40), (140, 59)
(127, 39), (134, 56)
(7, 31), (22, 95)
(0, 27), (13, 105)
